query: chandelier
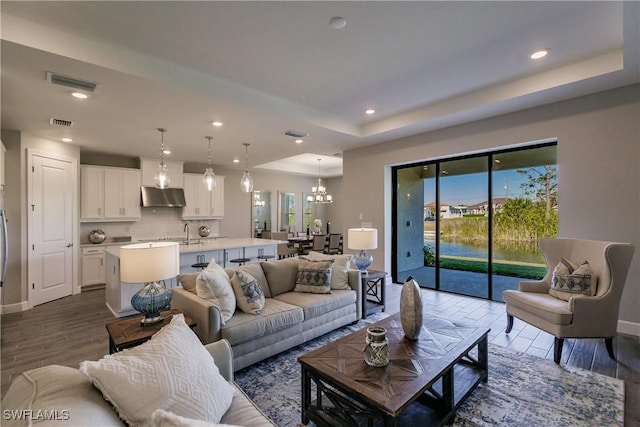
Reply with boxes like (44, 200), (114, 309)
(202, 136), (216, 191)
(308, 158), (333, 204)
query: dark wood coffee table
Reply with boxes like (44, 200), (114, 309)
(298, 313), (489, 426)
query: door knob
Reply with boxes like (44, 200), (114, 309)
(66, 243), (73, 248)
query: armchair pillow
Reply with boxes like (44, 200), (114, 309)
(231, 270), (265, 315)
(294, 258), (333, 294)
(550, 259), (598, 301)
(80, 314), (235, 426)
(196, 260), (236, 323)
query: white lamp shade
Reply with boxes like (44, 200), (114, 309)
(348, 228), (378, 250)
(120, 242), (180, 283)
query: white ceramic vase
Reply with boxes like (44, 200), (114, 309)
(400, 277), (423, 340)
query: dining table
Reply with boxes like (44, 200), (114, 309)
(287, 235), (315, 255)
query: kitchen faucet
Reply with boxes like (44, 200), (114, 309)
(184, 223), (190, 245)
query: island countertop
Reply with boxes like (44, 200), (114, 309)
(105, 237), (285, 257)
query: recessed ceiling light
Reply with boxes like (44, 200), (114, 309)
(365, 109), (376, 115)
(71, 92), (88, 99)
(530, 49), (549, 59)
(494, 159), (501, 164)
(329, 16), (346, 29)
(163, 149), (171, 155)
(233, 158), (240, 163)
(212, 121), (223, 127)
(61, 137), (73, 142)
(295, 139), (303, 144)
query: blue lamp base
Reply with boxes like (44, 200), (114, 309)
(131, 281), (172, 325)
(353, 250), (373, 272)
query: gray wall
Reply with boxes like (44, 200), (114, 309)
(341, 84), (640, 327)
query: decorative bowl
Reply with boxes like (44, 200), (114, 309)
(198, 225), (210, 237)
(88, 229), (106, 244)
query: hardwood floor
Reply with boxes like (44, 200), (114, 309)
(2, 284), (639, 425)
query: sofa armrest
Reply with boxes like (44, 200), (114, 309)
(518, 279), (549, 293)
(348, 269), (362, 319)
(205, 339), (234, 382)
(172, 287), (223, 344)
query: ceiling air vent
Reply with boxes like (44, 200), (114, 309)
(46, 72), (98, 92)
(50, 118), (74, 127)
(284, 130), (307, 138)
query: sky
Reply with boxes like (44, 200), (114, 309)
(424, 168), (536, 206)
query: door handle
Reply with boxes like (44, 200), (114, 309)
(66, 243), (73, 248)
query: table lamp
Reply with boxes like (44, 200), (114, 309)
(119, 242), (180, 325)
(348, 228), (377, 272)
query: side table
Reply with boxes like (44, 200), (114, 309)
(106, 309), (197, 354)
(361, 270), (386, 319)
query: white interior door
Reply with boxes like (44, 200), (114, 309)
(29, 153), (75, 306)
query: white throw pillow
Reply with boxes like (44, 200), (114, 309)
(550, 259), (598, 301)
(196, 260), (236, 323)
(152, 409), (240, 427)
(304, 252), (353, 290)
(230, 270), (265, 315)
(295, 258), (333, 294)
(80, 315), (235, 427)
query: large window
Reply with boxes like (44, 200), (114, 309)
(393, 143), (557, 301)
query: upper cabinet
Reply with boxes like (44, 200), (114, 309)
(140, 158), (184, 189)
(81, 165), (141, 222)
(182, 174), (224, 219)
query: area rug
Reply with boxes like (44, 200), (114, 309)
(234, 316), (624, 427)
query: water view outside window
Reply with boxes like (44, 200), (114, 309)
(394, 143), (557, 301)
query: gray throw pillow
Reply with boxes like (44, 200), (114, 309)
(294, 258), (333, 294)
(261, 257), (299, 296)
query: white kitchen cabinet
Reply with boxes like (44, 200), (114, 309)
(81, 166), (141, 222)
(182, 174), (225, 219)
(104, 168), (141, 220)
(224, 248), (243, 266)
(140, 158), (184, 188)
(81, 247), (106, 286)
(80, 166), (104, 220)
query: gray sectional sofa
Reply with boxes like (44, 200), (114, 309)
(172, 256), (362, 371)
(1, 339), (275, 427)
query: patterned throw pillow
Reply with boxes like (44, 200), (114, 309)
(230, 270), (265, 315)
(303, 252), (354, 290)
(294, 258), (333, 294)
(549, 258), (598, 301)
(80, 315), (235, 426)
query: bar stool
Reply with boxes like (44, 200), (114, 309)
(191, 262), (209, 270)
(257, 255), (275, 262)
(229, 257), (251, 266)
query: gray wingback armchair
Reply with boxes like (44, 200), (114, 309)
(502, 238), (635, 364)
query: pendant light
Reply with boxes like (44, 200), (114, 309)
(240, 143), (253, 193)
(309, 158), (333, 203)
(154, 128), (170, 189)
(202, 136), (216, 191)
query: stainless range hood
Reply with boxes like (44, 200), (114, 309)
(140, 186), (186, 208)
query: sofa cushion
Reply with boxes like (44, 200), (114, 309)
(1, 365), (123, 427)
(225, 263), (271, 298)
(221, 299), (303, 346)
(231, 270), (265, 315)
(303, 252), (353, 290)
(220, 384), (277, 427)
(197, 260), (236, 323)
(294, 258), (333, 294)
(261, 257), (299, 296)
(275, 289), (356, 320)
(178, 273), (199, 294)
(80, 314), (235, 426)
(152, 409), (241, 427)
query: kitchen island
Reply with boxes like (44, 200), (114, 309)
(105, 237), (284, 318)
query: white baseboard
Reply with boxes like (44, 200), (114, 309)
(0, 301), (29, 315)
(617, 320), (640, 337)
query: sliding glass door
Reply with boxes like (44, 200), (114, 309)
(393, 142), (557, 301)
